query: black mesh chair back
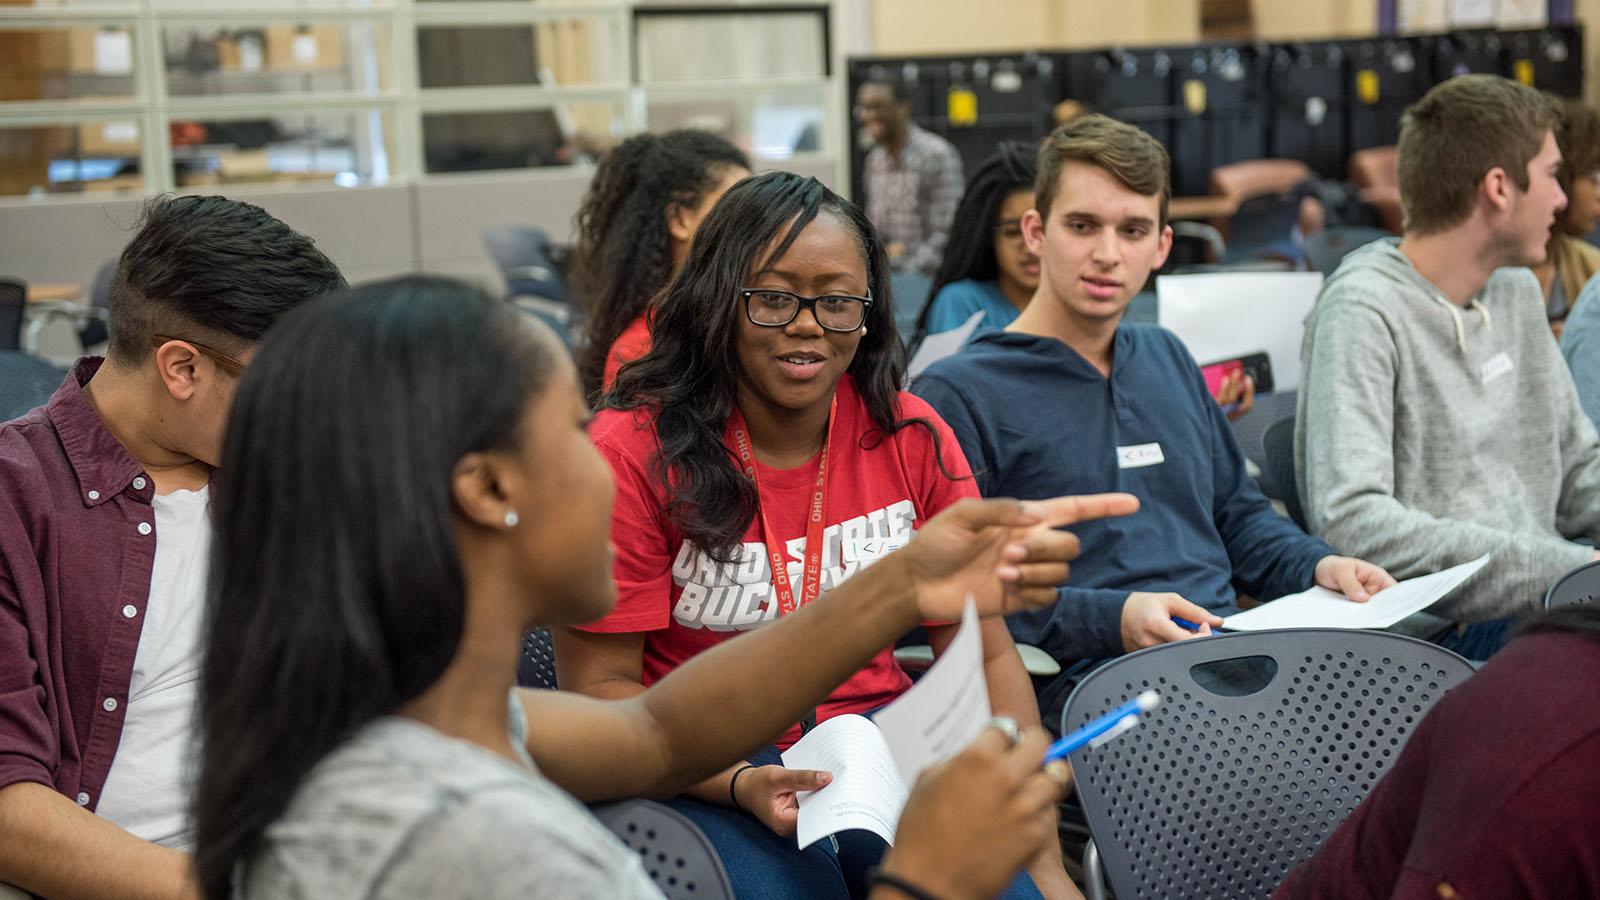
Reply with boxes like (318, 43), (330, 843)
(517, 627), (558, 689)
(0, 351), (66, 421)
(592, 799), (735, 900)
(1262, 414), (1306, 529)
(1064, 628), (1474, 900)
(0, 279), (25, 352)
(482, 226), (569, 303)
(1546, 559), (1600, 608)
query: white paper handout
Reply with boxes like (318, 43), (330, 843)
(907, 311), (986, 381)
(1222, 554), (1489, 631)
(1156, 271), (1323, 392)
(780, 598), (991, 849)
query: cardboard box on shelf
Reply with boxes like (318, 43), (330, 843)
(76, 121), (140, 156)
(265, 25), (342, 70)
(216, 149), (273, 181)
(67, 26), (135, 76)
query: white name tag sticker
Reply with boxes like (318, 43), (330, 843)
(842, 536), (910, 563)
(1117, 442), (1165, 469)
(1480, 351), (1514, 385)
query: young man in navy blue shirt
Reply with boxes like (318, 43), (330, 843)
(913, 116), (1393, 719)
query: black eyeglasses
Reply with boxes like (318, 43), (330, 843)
(992, 220), (1025, 244)
(740, 288), (873, 333)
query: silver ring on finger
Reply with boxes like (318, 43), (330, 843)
(987, 715), (1022, 748)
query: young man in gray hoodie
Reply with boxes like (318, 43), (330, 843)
(1297, 74), (1600, 648)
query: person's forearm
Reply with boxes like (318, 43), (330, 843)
(0, 782), (196, 900)
(982, 646), (1039, 730)
(563, 672), (753, 805)
(633, 555), (919, 795)
(682, 764), (749, 808)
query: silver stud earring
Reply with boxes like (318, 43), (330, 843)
(504, 510), (520, 528)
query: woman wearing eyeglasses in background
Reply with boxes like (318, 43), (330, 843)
(555, 172), (1081, 899)
(911, 142), (1041, 349)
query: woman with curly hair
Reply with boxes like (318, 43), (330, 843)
(571, 129), (750, 395)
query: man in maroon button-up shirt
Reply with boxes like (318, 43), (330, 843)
(0, 196), (342, 900)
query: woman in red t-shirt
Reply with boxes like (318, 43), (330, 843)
(560, 172), (1075, 899)
(570, 130), (751, 397)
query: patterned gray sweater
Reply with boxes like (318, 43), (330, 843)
(1296, 239), (1600, 620)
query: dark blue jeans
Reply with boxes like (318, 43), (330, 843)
(1435, 616), (1516, 662)
(665, 745), (1045, 900)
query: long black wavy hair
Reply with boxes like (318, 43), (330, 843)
(192, 277), (557, 900)
(606, 171), (952, 563)
(572, 129), (750, 396)
(911, 141), (1038, 347)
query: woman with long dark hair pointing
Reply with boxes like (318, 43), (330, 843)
(191, 274), (1133, 900)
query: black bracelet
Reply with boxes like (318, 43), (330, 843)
(728, 763), (758, 812)
(866, 866), (943, 900)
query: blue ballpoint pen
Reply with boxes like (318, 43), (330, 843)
(1042, 690), (1161, 763)
(1171, 615), (1202, 632)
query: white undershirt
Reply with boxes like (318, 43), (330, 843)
(96, 486), (211, 849)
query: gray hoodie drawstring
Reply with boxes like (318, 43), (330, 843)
(1431, 294), (1468, 351)
(1430, 294), (1492, 353)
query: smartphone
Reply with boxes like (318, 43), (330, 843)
(1200, 352), (1274, 398)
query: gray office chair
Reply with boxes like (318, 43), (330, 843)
(591, 799), (735, 900)
(1304, 226), (1390, 276)
(1545, 559), (1600, 608)
(0, 279), (24, 352)
(0, 351), (66, 421)
(1227, 389), (1297, 474)
(517, 627), (558, 689)
(1262, 414), (1306, 529)
(1064, 628), (1474, 900)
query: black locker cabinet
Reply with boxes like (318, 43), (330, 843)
(1427, 29), (1505, 81)
(1346, 37), (1428, 152)
(1170, 44), (1269, 196)
(1065, 48), (1177, 156)
(1502, 26), (1584, 97)
(1269, 42), (1348, 178)
(932, 54), (1056, 173)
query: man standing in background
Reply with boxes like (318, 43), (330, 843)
(856, 79), (964, 327)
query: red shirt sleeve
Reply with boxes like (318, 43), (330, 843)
(602, 316), (652, 391)
(578, 412), (674, 633)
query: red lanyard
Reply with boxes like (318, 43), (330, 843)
(728, 396), (837, 618)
